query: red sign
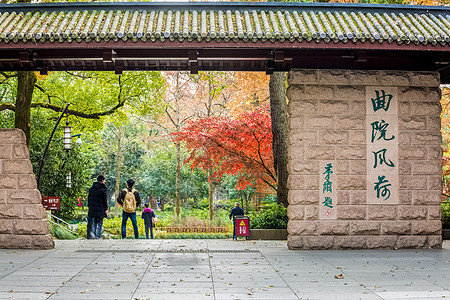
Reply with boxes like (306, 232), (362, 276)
(236, 218), (249, 237)
(42, 196), (61, 211)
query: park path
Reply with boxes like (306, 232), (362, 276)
(0, 239), (450, 299)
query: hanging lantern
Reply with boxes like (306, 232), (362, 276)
(63, 121), (72, 151)
(66, 171), (72, 189)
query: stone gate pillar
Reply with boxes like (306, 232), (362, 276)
(286, 69), (442, 249)
(0, 129), (54, 249)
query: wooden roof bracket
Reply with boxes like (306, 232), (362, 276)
(355, 50), (368, 63)
(18, 51), (32, 63)
(114, 60), (123, 75)
(103, 50), (115, 63)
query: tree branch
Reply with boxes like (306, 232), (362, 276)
(0, 102), (15, 112)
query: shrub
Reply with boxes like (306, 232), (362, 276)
(249, 204), (287, 229)
(50, 224), (78, 240)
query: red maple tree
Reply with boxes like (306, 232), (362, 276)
(172, 107), (276, 193)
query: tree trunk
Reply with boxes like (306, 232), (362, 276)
(208, 167), (214, 221)
(175, 141), (181, 219)
(269, 72), (289, 207)
(15, 71), (36, 147)
(114, 125), (122, 219)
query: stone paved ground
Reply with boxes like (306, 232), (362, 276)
(1, 239), (450, 300)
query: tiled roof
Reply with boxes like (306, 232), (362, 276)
(0, 2), (450, 47)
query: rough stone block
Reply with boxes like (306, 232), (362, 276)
(409, 72), (440, 87)
(397, 236), (427, 249)
(303, 236), (334, 249)
(12, 144), (30, 159)
(287, 205), (304, 220)
(337, 205), (366, 220)
(23, 204), (46, 220)
(0, 129), (26, 145)
(349, 101), (365, 115)
(18, 174), (37, 189)
(288, 69), (318, 85)
(349, 131), (365, 145)
(428, 235), (442, 249)
(31, 234), (55, 250)
(304, 176), (319, 190)
(399, 191), (412, 205)
(0, 190), (5, 204)
(347, 70), (379, 85)
(399, 87), (429, 102)
(318, 220), (350, 235)
(287, 220), (318, 235)
(318, 70), (349, 85)
(305, 86), (334, 100)
(411, 132), (441, 145)
(0, 220), (12, 234)
(412, 220), (441, 235)
(427, 116), (441, 131)
(287, 175), (304, 190)
(0, 234), (31, 249)
(288, 144), (305, 159)
(319, 100), (349, 114)
(287, 235), (304, 249)
(351, 221), (381, 235)
(413, 190), (441, 205)
(380, 71), (410, 86)
(289, 117), (304, 129)
(399, 176), (427, 190)
(399, 101), (410, 116)
(305, 205), (319, 220)
(291, 131), (318, 144)
(398, 132), (411, 145)
(288, 190), (319, 205)
(399, 146), (426, 160)
(350, 160), (366, 175)
(0, 204), (23, 219)
(337, 176), (365, 190)
(337, 191), (350, 205)
(381, 221), (412, 235)
(399, 161), (411, 175)
(411, 161), (441, 175)
(286, 86), (306, 101)
(426, 88), (441, 102)
(367, 206), (397, 220)
(367, 236), (397, 249)
(398, 205), (427, 220)
(319, 130), (348, 144)
(427, 146), (442, 160)
(410, 102), (441, 117)
(336, 146), (365, 160)
(334, 236), (367, 249)
(305, 146), (335, 160)
(351, 191), (366, 205)
(2, 160), (33, 174)
(0, 175), (17, 189)
(14, 219), (50, 235)
(7, 189), (41, 204)
(0, 145), (12, 159)
(290, 99), (319, 115)
(334, 86), (365, 101)
(290, 160), (319, 175)
(336, 160), (349, 175)
(304, 115), (334, 129)
(428, 205), (441, 220)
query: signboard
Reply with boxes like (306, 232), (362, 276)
(320, 161), (336, 219)
(235, 217), (250, 237)
(42, 196), (61, 211)
(366, 87), (399, 205)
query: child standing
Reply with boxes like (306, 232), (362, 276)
(141, 203), (156, 239)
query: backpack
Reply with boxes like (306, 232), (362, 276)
(122, 189), (136, 213)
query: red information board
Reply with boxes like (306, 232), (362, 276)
(42, 196), (61, 211)
(235, 217), (250, 237)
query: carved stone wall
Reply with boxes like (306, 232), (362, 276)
(0, 129), (54, 249)
(286, 69), (442, 249)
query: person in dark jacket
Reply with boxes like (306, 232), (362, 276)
(141, 202), (156, 239)
(87, 175), (108, 239)
(229, 202), (244, 240)
(117, 179), (142, 239)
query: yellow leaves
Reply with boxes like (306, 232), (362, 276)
(334, 274), (344, 279)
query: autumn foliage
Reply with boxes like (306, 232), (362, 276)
(172, 106), (276, 194)
(442, 87), (450, 200)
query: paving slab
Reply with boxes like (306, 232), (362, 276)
(0, 239), (450, 299)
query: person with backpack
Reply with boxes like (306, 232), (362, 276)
(117, 179), (142, 239)
(141, 202), (156, 239)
